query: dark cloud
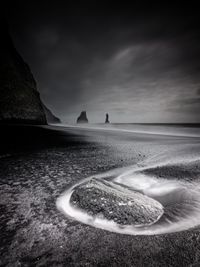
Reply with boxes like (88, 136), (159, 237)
(180, 98), (200, 106)
(196, 88), (200, 96)
(3, 1), (200, 122)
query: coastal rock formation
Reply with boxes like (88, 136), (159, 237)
(70, 178), (163, 226)
(0, 21), (47, 124)
(77, 111), (88, 123)
(105, 113), (110, 123)
(42, 104), (61, 124)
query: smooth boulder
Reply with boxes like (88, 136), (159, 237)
(70, 178), (163, 226)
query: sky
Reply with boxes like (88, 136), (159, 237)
(3, 1), (200, 123)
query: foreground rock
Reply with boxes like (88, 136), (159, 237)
(70, 178), (163, 226)
(77, 111), (88, 123)
(0, 21), (46, 124)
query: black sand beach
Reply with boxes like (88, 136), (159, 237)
(1, 124), (200, 266)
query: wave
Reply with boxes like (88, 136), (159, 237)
(52, 123), (200, 138)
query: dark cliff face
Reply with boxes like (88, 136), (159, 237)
(42, 104), (61, 124)
(77, 111), (88, 123)
(0, 21), (47, 124)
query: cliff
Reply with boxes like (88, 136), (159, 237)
(0, 21), (47, 124)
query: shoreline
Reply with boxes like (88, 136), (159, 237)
(0, 124), (200, 266)
(46, 123), (200, 139)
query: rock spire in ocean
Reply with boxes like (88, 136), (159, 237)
(105, 113), (110, 123)
(77, 111), (88, 123)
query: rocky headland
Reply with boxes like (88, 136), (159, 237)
(0, 20), (60, 125)
(42, 104), (61, 124)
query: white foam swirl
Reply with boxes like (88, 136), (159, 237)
(57, 154), (200, 235)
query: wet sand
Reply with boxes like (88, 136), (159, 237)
(0, 124), (200, 266)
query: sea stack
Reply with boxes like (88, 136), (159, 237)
(77, 111), (88, 123)
(0, 20), (47, 124)
(105, 113), (110, 123)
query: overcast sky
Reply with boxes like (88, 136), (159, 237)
(3, 2), (200, 123)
